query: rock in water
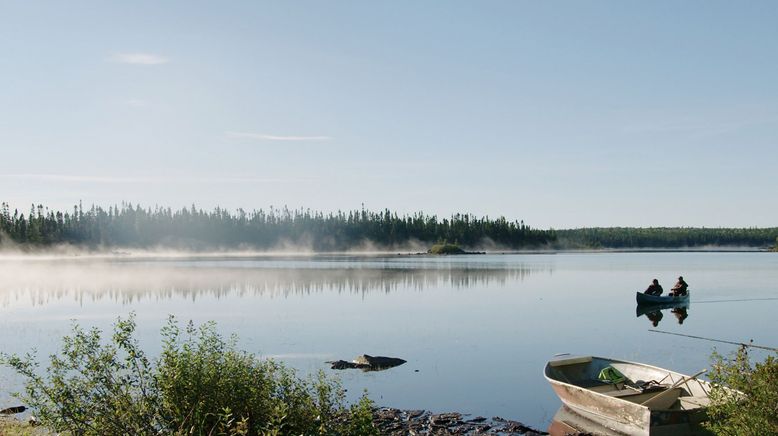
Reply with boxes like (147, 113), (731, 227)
(328, 359), (363, 370)
(328, 354), (406, 371)
(352, 354), (407, 371)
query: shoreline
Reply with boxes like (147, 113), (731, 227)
(0, 406), (548, 436)
(0, 246), (770, 261)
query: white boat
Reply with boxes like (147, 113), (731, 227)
(544, 354), (717, 435)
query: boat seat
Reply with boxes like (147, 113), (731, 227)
(598, 386), (682, 410)
(679, 396), (711, 408)
(549, 355), (593, 367)
(640, 387), (684, 410)
(601, 388), (647, 398)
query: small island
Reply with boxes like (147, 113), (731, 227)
(427, 242), (479, 255)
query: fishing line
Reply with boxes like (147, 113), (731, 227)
(695, 297), (778, 304)
(648, 330), (778, 352)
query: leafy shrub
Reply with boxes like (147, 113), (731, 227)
(705, 347), (778, 435)
(2, 315), (377, 435)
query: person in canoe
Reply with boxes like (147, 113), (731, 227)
(644, 278), (663, 296)
(670, 276), (689, 296)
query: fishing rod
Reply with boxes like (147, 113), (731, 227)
(648, 330), (778, 352)
(695, 297), (778, 304)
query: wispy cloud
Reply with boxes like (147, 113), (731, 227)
(0, 174), (153, 183)
(0, 174), (310, 184)
(109, 52), (169, 65)
(124, 98), (148, 107)
(226, 131), (332, 142)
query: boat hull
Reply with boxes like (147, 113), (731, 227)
(548, 405), (711, 436)
(544, 355), (714, 436)
(548, 376), (650, 435)
(636, 291), (690, 305)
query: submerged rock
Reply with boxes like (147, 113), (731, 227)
(369, 407), (546, 435)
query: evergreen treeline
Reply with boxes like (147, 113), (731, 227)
(0, 202), (552, 251)
(556, 227), (778, 249)
(3, 202), (775, 251)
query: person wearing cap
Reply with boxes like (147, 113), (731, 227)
(670, 276), (689, 296)
(644, 278), (663, 296)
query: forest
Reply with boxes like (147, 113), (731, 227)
(1, 202), (776, 252)
(0, 202), (552, 251)
(554, 227), (778, 249)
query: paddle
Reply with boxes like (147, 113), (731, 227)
(640, 369), (707, 407)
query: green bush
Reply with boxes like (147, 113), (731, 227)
(704, 347), (778, 435)
(2, 315), (377, 435)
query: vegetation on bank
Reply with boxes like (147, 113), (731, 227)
(0, 202), (551, 251)
(705, 347), (778, 434)
(427, 242), (466, 255)
(555, 227), (778, 249)
(1, 316), (377, 436)
(0, 418), (44, 436)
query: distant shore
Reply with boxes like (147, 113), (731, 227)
(0, 246), (771, 260)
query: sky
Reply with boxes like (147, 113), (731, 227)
(1, 1), (776, 228)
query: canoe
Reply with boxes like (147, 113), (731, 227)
(636, 291), (690, 305)
(544, 354), (717, 436)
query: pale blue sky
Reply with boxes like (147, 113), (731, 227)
(1, 1), (776, 228)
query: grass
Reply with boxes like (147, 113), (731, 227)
(0, 417), (49, 436)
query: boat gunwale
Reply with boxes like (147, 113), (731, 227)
(635, 291), (690, 305)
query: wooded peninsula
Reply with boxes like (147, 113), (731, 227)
(1, 202), (776, 251)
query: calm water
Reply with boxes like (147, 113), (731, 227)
(1, 252), (776, 429)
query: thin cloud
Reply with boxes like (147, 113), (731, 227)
(109, 52), (169, 65)
(0, 174), (153, 183)
(124, 98), (148, 107)
(226, 131), (332, 142)
(0, 174), (309, 184)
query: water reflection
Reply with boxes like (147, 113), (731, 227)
(547, 405), (621, 436)
(636, 302), (691, 327)
(0, 258), (548, 306)
(671, 307), (689, 324)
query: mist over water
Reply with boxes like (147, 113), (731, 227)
(1, 252), (777, 430)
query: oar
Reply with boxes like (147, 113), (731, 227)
(640, 369), (707, 407)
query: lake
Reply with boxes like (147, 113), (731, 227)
(1, 252), (776, 430)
